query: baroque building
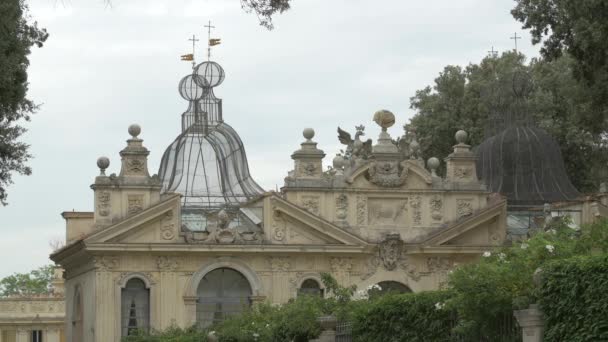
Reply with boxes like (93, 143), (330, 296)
(39, 60), (608, 342)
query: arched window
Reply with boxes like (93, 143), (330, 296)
(72, 287), (83, 342)
(369, 281), (412, 298)
(121, 278), (150, 336)
(298, 279), (324, 297)
(196, 268), (252, 328)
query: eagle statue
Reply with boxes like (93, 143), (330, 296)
(337, 125), (373, 160)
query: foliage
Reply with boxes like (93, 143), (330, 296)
(446, 218), (608, 336)
(240, 0), (291, 30)
(540, 254), (608, 342)
(0, 264), (55, 297)
(511, 0), (608, 122)
(0, 0), (48, 205)
(122, 325), (209, 342)
(350, 291), (453, 342)
(409, 51), (608, 191)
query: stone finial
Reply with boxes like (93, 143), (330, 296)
(332, 154), (345, 175)
(427, 157), (440, 177)
(128, 124), (141, 138)
(455, 130), (468, 144)
(303, 128), (315, 142)
(97, 156), (110, 175)
(373, 109), (396, 131)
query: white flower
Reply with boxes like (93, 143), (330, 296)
(266, 324), (270, 328)
(545, 244), (555, 253)
(521, 243), (529, 249)
(434, 302), (444, 310)
(548, 229), (557, 235)
(253, 333), (260, 338)
(482, 251), (492, 257)
(498, 253), (507, 261)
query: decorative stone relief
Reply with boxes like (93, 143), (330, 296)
(368, 199), (408, 226)
(97, 191), (110, 217)
(301, 196), (320, 215)
(379, 234), (403, 271)
(269, 257), (291, 272)
(429, 195), (443, 221)
(272, 210), (286, 241)
(335, 194), (348, 221)
(399, 256), (426, 282)
(0, 302), (17, 312)
(360, 256), (381, 280)
(367, 160), (408, 187)
(94, 256), (119, 271)
(356, 195), (367, 225)
(454, 167), (472, 180)
(127, 195), (144, 215)
(300, 162), (317, 177)
(127, 158), (145, 174)
(330, 257), (353, 273)
(157, 256), (179, 271)
(426, 257), (454, 273)
(161, 210), (175, 240)
(456, 199), (474, 218)
(288, 272), (305, 290)
(410, 195), (422, 225)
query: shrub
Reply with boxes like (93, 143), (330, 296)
(540, 254), (608, 342)
(350, 291), (453, 342)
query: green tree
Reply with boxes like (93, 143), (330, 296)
(409, 51), (608, 192)
(511, 0), (608, 124)
(0, 264), (55, 297)
(240, 0), (291, 29)
(0, 0), (48, 205)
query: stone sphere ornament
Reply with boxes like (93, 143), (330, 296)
(97, 156), (110, 175)
(332, 154), (345, 170)
(128, 124), (141, 138)
(303, 128), (315, 141)
(427, 157), (440, 171)
(455, 130), (468, 144)
(373, 109), (396, 130)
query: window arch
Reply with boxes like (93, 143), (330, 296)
(369, 281), (412, 298)
(121, 278), (150, 336)
(196, 268), (252, 328)
(298, 278), (324, 297)
(71, 286), (83, 342)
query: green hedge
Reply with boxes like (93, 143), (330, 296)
(540, 254), (608, 342)
(350, 291), (453, 342)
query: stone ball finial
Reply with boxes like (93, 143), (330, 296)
(332, 154), (345, 170)
(97, 156), (110, 175)
(128, 124), (141, 138)
(373, 109), (396, 130)
(427, 157), (440, 170)
(303, 128), (315, 141)
(455, 130), (468, 144)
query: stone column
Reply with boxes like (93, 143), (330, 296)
(15, 328), (28, 342)
(46, 327), (61, 342)
(514, 304), (544, 342)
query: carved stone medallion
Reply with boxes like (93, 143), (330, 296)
(379, 234), (403, 271)
(127, 195), (144, 215)
(367, 160), (408, 187)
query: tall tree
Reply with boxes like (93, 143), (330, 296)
(241, 0), (291, 29)
(409, 51), (608, 192)
(0, 264), (55, 297)
(511, 0), (608, 127)
(0, 0), (48, 205)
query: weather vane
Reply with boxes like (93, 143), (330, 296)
(180, 34), (199, 68)
(205, 20), (221, 61)
(510, 32), (521, 53)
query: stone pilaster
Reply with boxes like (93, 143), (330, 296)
(15, 328), (28, 342)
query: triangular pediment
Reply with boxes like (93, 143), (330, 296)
(85, 194), (181, 244)
(267, 195), (370, 247)
(421, 199), (507, 247)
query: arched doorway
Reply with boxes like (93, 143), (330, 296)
(298, 278), (324, 297)
(121, 278), (150, 336)
(196, 268), (252, 327)
(369, 281), (412, 298)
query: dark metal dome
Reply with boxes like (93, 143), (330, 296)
(159, 61), (264, 213)
(475, 126), (580, 205)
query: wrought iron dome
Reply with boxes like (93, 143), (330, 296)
(475, 70), (580, 206)
(158, 61), (264, 230)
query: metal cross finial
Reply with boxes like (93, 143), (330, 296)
(188, 34), (199, 68)
(204, 20), (215, 60)
(488, 46), (498, 58)
(510, 32), (521, 53)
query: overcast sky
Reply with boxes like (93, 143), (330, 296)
(0, 0), (540, 278)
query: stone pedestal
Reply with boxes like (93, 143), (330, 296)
(514, 304), (544, 342)
(310, 315), (337, 342)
